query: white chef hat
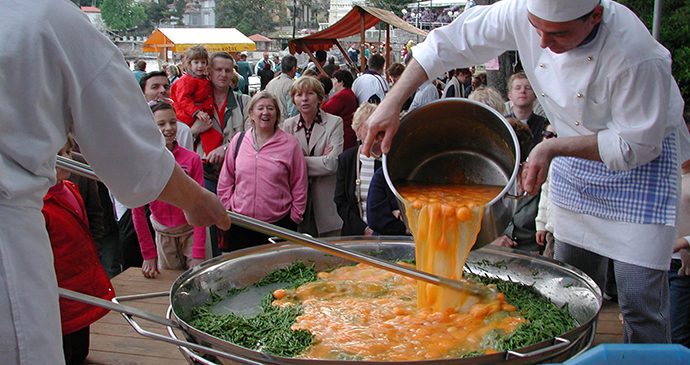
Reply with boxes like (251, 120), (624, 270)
(527, 0), (600, 22)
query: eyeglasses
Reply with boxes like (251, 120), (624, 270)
(542, 130), (557, 139)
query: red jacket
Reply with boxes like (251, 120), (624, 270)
(321, 87), (358, 150)
(42, 181), (115, 335)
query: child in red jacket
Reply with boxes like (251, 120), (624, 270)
(43, 137), (114, 364)
(170, 44), (213, 129)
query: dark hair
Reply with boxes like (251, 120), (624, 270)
(318, 75), (333, 95)
(368, 54), (385, 71)
(315, 50), (327, 63)
(150, 101), (174, 114)
(506, 117), (533, 162)
(332, 69), (354, 88)
(134, 59), (147, 71)
(387, 62), (405, 77)
(140, 70), (168, 91)
(282, 55), (297, 73)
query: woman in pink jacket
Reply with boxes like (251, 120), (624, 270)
(217, 91), (308, 251)
(132, 102), (206, 278)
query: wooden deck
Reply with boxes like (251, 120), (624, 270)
(85, 268), (623, 364)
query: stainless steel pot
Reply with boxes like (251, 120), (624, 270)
(383, 98), (522, 249)
(168, 237), (601, 365)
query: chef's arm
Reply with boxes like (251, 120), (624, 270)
(157, 163), (231, 230)
(521, 135), (601, 195)
(363, 59), (428, 156)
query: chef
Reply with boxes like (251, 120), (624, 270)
(363, 0), (689, 343)
(0, 1), (231, 364)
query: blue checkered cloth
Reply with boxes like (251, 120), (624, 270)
(551, 134), (679, 226)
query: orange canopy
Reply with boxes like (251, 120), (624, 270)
(289, 6), (426, 55)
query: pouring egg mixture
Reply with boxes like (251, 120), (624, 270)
(189, 183), (575, 360)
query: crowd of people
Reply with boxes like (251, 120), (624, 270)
(2, 1), (689, 364)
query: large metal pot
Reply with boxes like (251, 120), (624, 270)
(169, 237), (602, 365)
(383, 98), (522, 249)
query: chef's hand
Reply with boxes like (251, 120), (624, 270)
(521, 140), (556, 195)
(206, 145), (226, 164)
(491, 235), (517, 248)
(674, 237), (690, 252)
(183, 187), (232, 230)
(679, 249), (690, 276)
(187, 258), (205, 269)
(362, 59), (427, 156)
(536, 230), (548, 246)
(158, 164), (232, 230)
(142, 258), (160, 278)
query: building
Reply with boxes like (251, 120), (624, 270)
(182, 0), (216, 28)
(80, 6), (106, 32)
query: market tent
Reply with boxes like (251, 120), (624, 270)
(288, 5), (427, 73)
(144, 28), (256, 61)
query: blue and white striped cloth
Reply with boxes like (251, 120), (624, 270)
(551, 134), (679, 226)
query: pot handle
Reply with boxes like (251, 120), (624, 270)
(506, 337), (571, 359)
(505, 191), (529, 199)
(114, 294), (266, 365)
(58, 288), (178, 328)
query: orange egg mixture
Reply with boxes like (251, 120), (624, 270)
(270, 183), (520, 361)
(272, 264), (525, 361)
(398, 183), (504, 311)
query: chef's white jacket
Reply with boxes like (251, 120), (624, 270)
(0, 1), (175, 363)
(411, 0), (690, 269)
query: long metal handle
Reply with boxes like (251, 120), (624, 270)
(58, 288), (179, 328)
(57, 155), (100, 181)
(506, 337), (571, 359)
(56, 155), (494, 297)
(228, 211), (494, 297)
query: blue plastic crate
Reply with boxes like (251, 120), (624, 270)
(555, 344), (690, 365)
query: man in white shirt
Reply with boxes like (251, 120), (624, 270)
(0, 1), (230, 363)
(352, 54), (389, 105)
(408, 80), (439, 112)
(364, 0), (690, 343)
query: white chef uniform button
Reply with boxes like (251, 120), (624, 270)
(541, 93), (545, 97)
(577, 93), (583, 98)
(539, 63), (545, 68)
(575, 121), (580, 126)
(587, 57), (593, 61)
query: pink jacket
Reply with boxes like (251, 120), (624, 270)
(217, 128), (308, 224)
(132, 144), (206, 260)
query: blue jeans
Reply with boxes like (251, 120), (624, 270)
(669, 258), (690, 347)
(204, 178), (222, 257)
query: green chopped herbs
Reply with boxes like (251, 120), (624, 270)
(467, 273), (576, 352)
(188, 262), (317, 357)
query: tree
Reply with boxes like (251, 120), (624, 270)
(100, 0), (146, 31)
(215, 0), (281, 35)
(617, 0), (690, 103)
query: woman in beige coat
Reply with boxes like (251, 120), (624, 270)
(283, 76), (344, 237)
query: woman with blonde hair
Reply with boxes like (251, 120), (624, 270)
(468, 86), (506, 115)
(217, 91), (308, 251)
(283, 76), (344, 237)
(334, 102), (381, 236)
